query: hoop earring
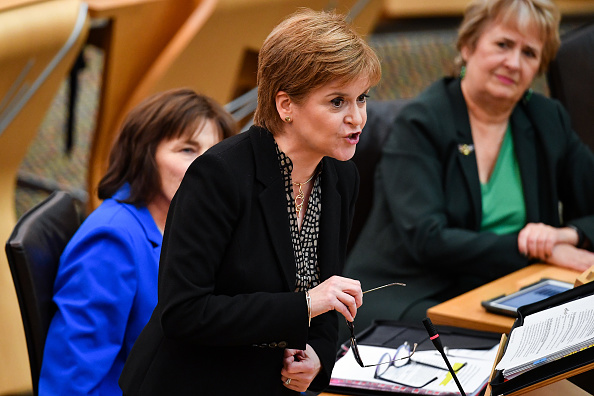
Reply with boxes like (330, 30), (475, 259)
(460, 65), (466, 79)
(284, 116), (292, 123)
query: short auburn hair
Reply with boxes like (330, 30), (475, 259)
(254, 8), (381, 135)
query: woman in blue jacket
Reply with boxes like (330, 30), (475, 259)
(39, 88), (237, 395)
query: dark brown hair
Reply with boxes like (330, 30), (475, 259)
(97, 88), (237, 206)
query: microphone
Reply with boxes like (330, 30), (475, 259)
(422, 317), (466, 396)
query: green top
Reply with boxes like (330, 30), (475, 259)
(480, 125), (526, 235)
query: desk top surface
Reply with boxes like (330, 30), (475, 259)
(427, 264), (580, 334)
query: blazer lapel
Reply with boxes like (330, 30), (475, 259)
(250, 128), (296, 290)
(448, 81), (482, 229)
(510, 107), (539, 222)
(317, 159), (341, 281)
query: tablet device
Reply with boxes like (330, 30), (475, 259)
(481, 278), (573, 317)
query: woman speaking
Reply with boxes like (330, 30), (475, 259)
(120, 8), (381, 395)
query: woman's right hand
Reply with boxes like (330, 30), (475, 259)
(518, 223), (579, 261)
(308, 276), (363, 322)
(545, 243), (594, 272)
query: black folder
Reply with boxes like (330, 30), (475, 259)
(328, 319), (501, 396)
(489, 280), (594, 395)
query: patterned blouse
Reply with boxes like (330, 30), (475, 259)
(275, 143), (322, 292)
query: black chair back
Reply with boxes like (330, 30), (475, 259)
(547, 22), (594, 151)
(348, 99), (409, 253)
(5, 191), (81, 395)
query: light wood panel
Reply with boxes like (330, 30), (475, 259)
(0, 1), (89, 393)
(0, 0), (46, 11)
(85, 0), (201, 210)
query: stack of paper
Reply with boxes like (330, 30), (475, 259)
(495, 293), (594, 379)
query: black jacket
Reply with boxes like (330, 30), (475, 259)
(120, 126), (359, 395)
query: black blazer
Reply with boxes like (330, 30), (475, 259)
(120, 126), (359, 395)
(345, 78), (594, 325)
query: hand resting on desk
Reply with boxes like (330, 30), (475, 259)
(546, 243), (594, 271)
(518, 223), (579, 259)
(518, 223), (594, 271)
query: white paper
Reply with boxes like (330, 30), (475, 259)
(331, 344), (499, 395)
(495, 293), (594, 375)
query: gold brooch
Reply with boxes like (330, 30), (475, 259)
(458, 144), (474, 156)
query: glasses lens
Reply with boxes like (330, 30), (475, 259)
(393, 342), (411, 368)
(375, 353), (393, 377)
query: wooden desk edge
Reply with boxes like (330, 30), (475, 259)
(427, 264), (582, 334)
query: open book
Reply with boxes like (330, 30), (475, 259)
(495, 293), (594, 379)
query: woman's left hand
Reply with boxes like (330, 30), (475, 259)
(280, 344), (321, 392)
(544, 243), (594, 272)
(518, 223), (579, 261)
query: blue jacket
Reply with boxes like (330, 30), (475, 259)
(39, 185), (162, 395)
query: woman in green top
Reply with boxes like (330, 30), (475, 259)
(344, 0), (594, 333)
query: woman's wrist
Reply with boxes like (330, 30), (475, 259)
(567, 225), (585, 248)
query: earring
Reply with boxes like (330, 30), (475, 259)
(460, 65), (466, 79)
(284, 116), (292, 123)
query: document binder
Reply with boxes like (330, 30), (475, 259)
(328, 320), (501, 395)
(488, 280), (594, 396)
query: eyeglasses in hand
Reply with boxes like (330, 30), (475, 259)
(347, 282), (414, 368)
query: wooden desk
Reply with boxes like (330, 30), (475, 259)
(427, 264), (581, 334)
